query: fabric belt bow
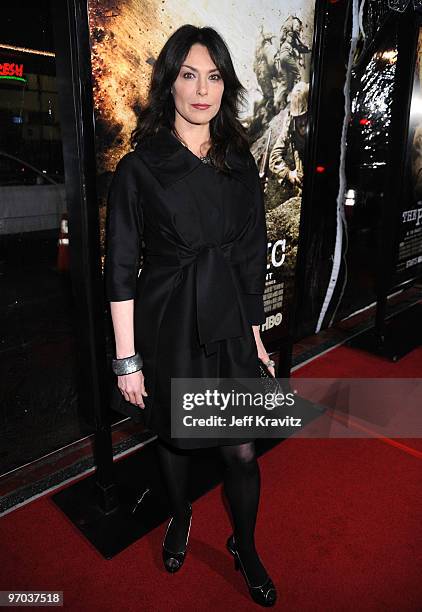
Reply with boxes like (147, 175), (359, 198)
(144, 243), (245, 356)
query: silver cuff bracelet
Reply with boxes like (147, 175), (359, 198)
(112, 352), (143, 376)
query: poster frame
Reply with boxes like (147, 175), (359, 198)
(373, 6), (420, 334)
(346, 4), (422, 360)
(389, 13), (422, 293)
(284, 0), (330, 367)
(50, 0), (118, 500)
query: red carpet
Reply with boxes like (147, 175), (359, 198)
(1, 345), (421, 610)
(294, 343), (422, 378)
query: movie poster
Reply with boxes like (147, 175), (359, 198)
(87, 0), (316, 346)
(394, 27), (422, 283)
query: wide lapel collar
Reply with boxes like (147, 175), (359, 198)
(134, 126), (202, 188)
(134, 125), (256, 193)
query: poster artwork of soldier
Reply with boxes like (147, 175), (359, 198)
(250, 27), (279, 135)
(268, 81), (309, 205)
(249, 16), (310, 139)
(274, 16), (311, 112)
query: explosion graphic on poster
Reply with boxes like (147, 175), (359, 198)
(88, 0), (315, 342)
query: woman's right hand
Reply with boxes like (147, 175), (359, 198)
(118, 370), (148, 408)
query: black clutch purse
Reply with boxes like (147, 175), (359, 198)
(109, 378), (146, 424)
(257, 358), (284, 396)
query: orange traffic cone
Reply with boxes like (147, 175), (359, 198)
(57, 213), (69, 272)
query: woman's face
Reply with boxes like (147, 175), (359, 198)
(172, 43), (224, 127)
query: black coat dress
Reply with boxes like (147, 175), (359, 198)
(105, 126), (268, 449)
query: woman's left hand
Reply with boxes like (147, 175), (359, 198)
(252, 325), (275, 377)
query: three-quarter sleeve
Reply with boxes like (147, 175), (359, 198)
(104, 153), (143, 301)
(238, 153), (268, 325)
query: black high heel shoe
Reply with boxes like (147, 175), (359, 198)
(162, 502), (192, 573)
(226, 534), (277, 607)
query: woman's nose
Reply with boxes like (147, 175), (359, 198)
(196, 78), (208, 96)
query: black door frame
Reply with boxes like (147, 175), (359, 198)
(51, 0), (117, 506)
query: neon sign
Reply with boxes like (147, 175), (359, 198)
(0, 63), (26, 82)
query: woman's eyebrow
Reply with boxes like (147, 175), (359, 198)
(181, 64), (220, 73)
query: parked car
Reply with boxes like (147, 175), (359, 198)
(0, 151), (66, 235)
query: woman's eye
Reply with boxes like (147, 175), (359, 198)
(181, 72), (221, 80)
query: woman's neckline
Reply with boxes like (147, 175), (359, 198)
(169, 127), (211, 161)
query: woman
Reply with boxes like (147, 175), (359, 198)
(105, 24), (277, 607)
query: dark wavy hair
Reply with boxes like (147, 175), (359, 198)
(130, 24), (251, 171)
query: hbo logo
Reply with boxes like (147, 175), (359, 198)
(261, 312), (282, 331)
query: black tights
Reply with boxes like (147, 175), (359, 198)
(156, 438), (267, 584)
